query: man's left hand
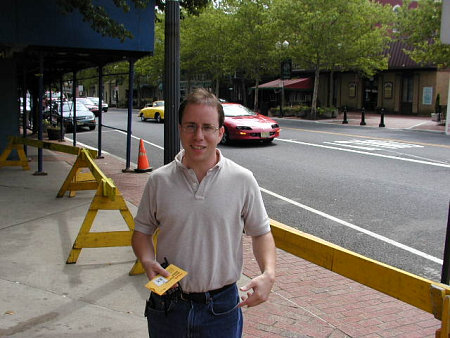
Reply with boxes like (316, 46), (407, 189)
(238, 272), (274, 308)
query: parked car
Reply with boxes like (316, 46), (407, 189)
(138, 100), (164, 123)
(19, 97), (31, 112)
(87, 97), (108, 112)
(51, 101), (96, 131)
(76, 97), (100, 116)
(220, 103), (280, 144)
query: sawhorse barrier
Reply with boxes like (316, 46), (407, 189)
(0, 136), (142, 275)
(0, 136), (30, 170)
(270, 219), (450, 337)
(60, 148), (143, 275)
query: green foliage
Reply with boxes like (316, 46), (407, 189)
(270, 105), (311, 117)
(226, 0), (279, 81)
(394, 0), (450, 68)
(180, 3), (234, 94)
(135, 15), (165, 86)
(269, 0), (393, 117)
(56, 0), (210, 41)
(270, 0), (393, 75)
(316, 106), (337, 118)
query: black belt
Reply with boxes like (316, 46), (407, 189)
(180, 283), (234, 304)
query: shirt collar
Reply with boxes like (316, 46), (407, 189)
(175, 149), (224, 171)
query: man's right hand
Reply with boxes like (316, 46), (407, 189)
(132, 231), (171, 281)
(142, 260), (171, 281)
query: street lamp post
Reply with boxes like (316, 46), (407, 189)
(279, 40), (290, 118)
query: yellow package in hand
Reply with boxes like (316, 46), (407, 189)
(145, 264), (188, 295)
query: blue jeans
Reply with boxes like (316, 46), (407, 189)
(145, 284), (243, 338)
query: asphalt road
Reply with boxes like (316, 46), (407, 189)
(71, 108), (450, 282)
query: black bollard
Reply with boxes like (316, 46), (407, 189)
(342, 106), (348, 124)
(379, 108), (385, 128)
(360, 107), (366, 126)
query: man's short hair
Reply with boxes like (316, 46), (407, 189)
(178, 88), (224, 127)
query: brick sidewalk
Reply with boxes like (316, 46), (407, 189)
(317, 112), (446, 132)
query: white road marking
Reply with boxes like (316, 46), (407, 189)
(278, 138), (450, 168)
(69, 134), (444, 265)
(114, 129), (165, 150)
(260, 187), (443, 265)
(326, 139), (423, 150)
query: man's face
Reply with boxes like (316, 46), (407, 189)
(179, 103), (224, 168)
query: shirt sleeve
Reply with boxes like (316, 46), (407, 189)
(134, 177), (158, 235)
(242, 173), (271, 237)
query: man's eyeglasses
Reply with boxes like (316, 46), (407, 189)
(181, 123), (220, 135)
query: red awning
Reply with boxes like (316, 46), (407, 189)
(256, 78), (313, 90)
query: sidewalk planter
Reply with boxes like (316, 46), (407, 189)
(47, 127), (64, 140)
(318, 107), (338, 118)
(269, 105), (310, 117)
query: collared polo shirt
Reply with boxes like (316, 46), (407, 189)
(134, 149), (270, 293)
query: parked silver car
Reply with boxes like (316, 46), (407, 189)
(51, 101), (96, 131)
(87, 97), (108, 112)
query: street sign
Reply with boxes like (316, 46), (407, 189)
(281, 59), (292, 80)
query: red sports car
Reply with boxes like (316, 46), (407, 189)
(220, 103), (280, 144)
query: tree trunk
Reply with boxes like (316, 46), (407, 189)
(254, 78), (259, 110)
(215, 78), (220, 97)
(310, 67), (320, 119)
(329, 71), (334, 107)
(241, 79), (247, 106)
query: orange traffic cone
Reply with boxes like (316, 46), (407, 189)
(135, 139), (153, 173)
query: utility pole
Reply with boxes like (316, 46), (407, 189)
(164, 0), (181, 164)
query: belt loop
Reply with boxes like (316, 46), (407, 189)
(205, 292), (212, 304)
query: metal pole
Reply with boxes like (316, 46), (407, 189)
(441, 202), (450, 284)
(97, 65), (104, 158)
(34, 53), (47, 176)
(164, 0), (181, 164)
(445, 77), (450, 136)
(280, 80), (284, 118)
(59, 76), (64, 141)
(72, 71), (77, 146)
(49, 84), (53, 126)
(22, 68), (28, 155)
(123, 58), (135, 172)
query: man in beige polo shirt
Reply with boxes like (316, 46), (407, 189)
(132, 88), (276, 337)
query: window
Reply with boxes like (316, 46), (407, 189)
(384, 82), (393, 99)
(348, 82), (356, 98)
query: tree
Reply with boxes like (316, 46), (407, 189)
(56, 0), (210, 41)
(135, 15), (165, 105)
(271, 0), (394, 119)
(226, 0), (280, 108)
(180, 3), (234, 96)
(395, 0), (450, 68)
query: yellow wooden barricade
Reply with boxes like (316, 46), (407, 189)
(1, 136), (141, 274)
(270, 219), (450, 337)
(61, 149), (140, 274)
(57, 148), (104, 198)
(0, 136), (30, 170)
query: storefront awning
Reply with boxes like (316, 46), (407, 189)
(256, 78), (313, 90)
